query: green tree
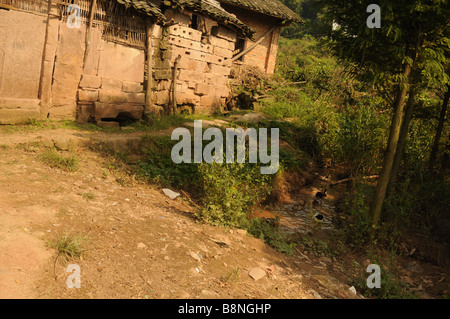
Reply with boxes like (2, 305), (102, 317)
(280, 0), (331, 38)
(322, 0), (450, 234)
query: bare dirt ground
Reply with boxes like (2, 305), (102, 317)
(0, 126), (447, 299)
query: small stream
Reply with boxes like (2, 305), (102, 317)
(255, 185), (339, 236)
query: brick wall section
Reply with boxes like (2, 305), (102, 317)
(151, 10), (235, 114)
(221, 4), (281, 75)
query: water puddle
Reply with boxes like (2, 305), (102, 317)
(254, 186), (338, 236)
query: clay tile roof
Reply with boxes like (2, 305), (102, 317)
(218, 0), (303, 23)
(116, 0), (166, 21)
(171, 0), (255, 37)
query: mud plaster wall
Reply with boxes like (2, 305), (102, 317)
(0, 9), (47, 124)
(151, 10), (235, 114)
(220, 4), (281, 75)
(0, 5), (282, 124)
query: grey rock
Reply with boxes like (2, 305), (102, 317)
(162, 188), (180, 200)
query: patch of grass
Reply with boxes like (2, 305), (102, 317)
(16, 141), (43, 152)
(81, 192), (96, 201)
(40, 148), (79, 172)
(222, 267), (240, 285)
(49, 234), (88, 261)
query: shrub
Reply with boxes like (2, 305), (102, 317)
(248, 217), (296, 255)
(196, 161), (273, 228)
(137, 135), (200, 190)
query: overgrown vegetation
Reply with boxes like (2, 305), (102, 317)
(134, 133), (295, 254)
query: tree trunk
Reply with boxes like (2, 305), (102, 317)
(388, 86), (418, 187)
(428, 84), (450, 172)
(370, 62), (412, 230)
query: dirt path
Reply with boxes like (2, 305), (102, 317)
(1, 126), (445, 299)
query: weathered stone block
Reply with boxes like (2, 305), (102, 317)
(99, 90), (128, 104)
(154, 69), (172, 80)
(187, 81), (196, 89)
(200, 95), (216, 107)
(211, 26), (237, 43)
(205, 53), (226, 65)
(162, 49), (173, 60)
(189, 50), (208, 62)
(214, 46), (233, 59)
(176, 82), (188, 94)
(79, 74), (102, 89)
(155, 90), (170, 105)
(179, 57), (198, 71)
(102, 78), (123, 90)
(210, 64), (231, 76)
(154, 58), (170, 69)
(168, 36), (191, 49)
(178, 70), (196, 82)
(178, 92), (200, 105)
(123, 81), (143, 93)
(169, 25), (202, 42)
(157, 80), (171, 91)
(196, 61), (209, 73)
(78, 89), (99, 102)
(127, 93), (145, 104)
(200, 43), (213, 54)
(195, 83), (211, 96)
(214, 85), (230, 98)
(210, 36), (230, 50)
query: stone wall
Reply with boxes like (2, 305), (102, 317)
(76, 28), (146, 124)
(151, 10), (235, 114)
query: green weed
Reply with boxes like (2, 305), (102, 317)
(40, 148), (79, 172)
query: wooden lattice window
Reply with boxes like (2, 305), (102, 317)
(59, 0), (147, 49)
(0, 0), (49, 15)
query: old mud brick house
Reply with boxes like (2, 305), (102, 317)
(0, 0), (301, 125)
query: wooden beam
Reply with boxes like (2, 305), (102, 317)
(264, 26), (276, 72)
(172, 55), (182, 115)
(83, 0), (97, 68)
(145, 20), (155, 115)
(231, 22), (284, 62)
